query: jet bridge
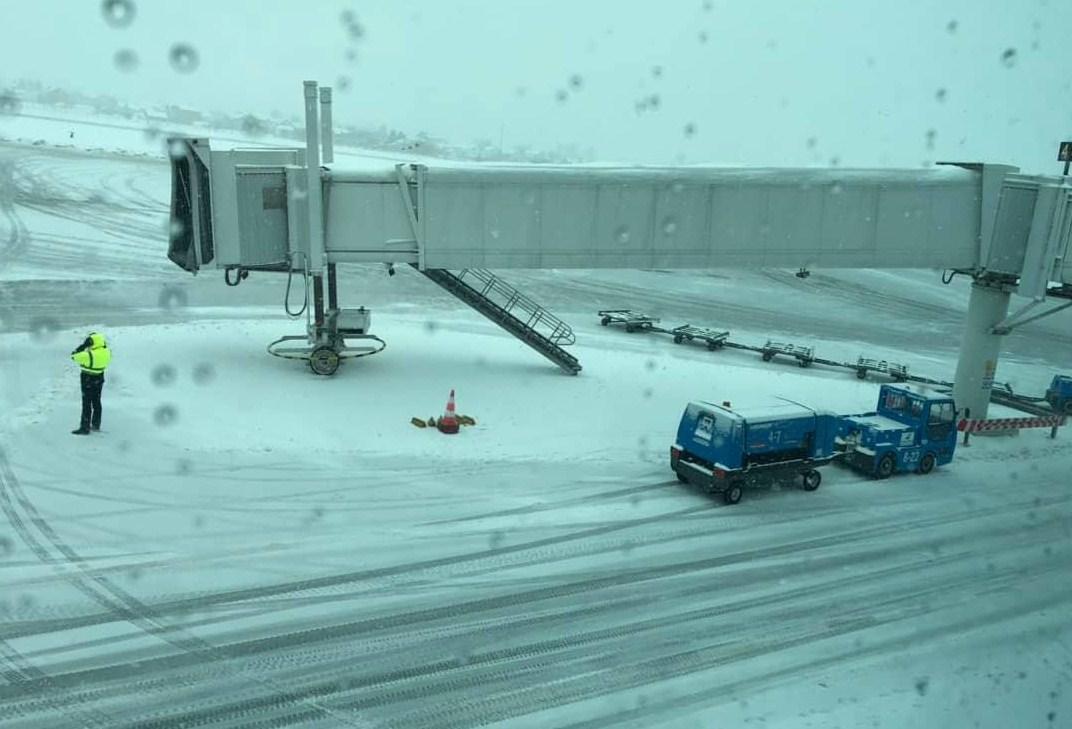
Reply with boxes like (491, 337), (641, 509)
(167, 81), (1072, 419)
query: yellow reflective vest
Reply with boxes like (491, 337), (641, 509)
(72, 333), (112, 375)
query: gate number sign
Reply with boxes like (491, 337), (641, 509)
(1060, 142), (1072, 162)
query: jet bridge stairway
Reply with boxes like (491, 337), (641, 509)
(416, 267), (581, 374)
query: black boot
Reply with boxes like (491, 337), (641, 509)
(72, 428), (90, 435)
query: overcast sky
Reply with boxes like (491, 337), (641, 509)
(1, 0), (1069, 171)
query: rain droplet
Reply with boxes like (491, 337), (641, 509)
(167, 139), (186, 160)
(344, 48), (357, 63)
(176, 459), (193, 476)
(167, 218), (185, 242)
(806, 136), (817, 149)
(101, 0), (136, 28)
(192, 362), (215, 384)
(168, 43), (199, 73)
(926, 129), (936, 150)
(670, 181), (685, 194)
(651, 65), (663, 79)
(647, 94), (661, 110)
(702, 0), (712, 10)
(568, 74), (583, 90)
(644, 358), (657, 371)
(555, 89), (569, 103)
(614, 225), (631, 244)
(515, 86), (528, 97)
(935, 88), (947, 103)
(489, 531), (505, 548)
(0, 536), (13, 558)
(151, 364), (177, 387)
(158, 285), (187, 311)
(698, 30), (709, 43)
(1000, 48), (1017, 68)
(424, 320), (439, 335)
(0, 91), (20, 115)
(153, 404), (177, 427)
(643, 386), (654, 398)
(143, 126), (161, 142)
(661, 217), (678, 236)
(829, 156), (841, 167)
(489, 228), (501, 240)
(683, 122), (697, 138)
(113, 49), (138, 72)
(830, 182), (844, 195)
(946, 19), (958, 33)
(337, 75), (352, 92)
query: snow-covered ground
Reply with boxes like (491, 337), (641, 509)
(1, 118), (1071, 728)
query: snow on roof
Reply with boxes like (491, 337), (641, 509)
(694, 398), (817, 423)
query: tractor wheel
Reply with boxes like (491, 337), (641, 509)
(918, 453), (936, 475)
(1063, 400), (1072, 416)
(802, 469), (822, 491)
(309, 346), (340, 376)
(676, 472), (688, 484)
(875, 453), (896, 480)
(723, 483), (743, 505)
(856, 369), (867, 380)
(600, 317), (611, 326)
(762, 352), (774, 362)
(673, 335), (684, 344)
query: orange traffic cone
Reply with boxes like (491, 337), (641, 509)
(437, 389), (460, 434)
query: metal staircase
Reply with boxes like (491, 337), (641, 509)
(417, 267), (581, 374)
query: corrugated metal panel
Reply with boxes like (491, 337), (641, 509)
(418, 166), (981, 269)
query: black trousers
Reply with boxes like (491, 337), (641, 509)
(80, 372), (104, 431)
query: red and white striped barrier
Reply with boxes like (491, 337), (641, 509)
(958, 415), (1067, 433)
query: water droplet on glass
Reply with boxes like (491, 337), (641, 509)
(337, 75), (352, 92)
(1000, 48), (1017, 68)
(168, 43), (199, 73)
(168, 218), (185, 241)
(829, 156), (841, 167)
(671, 181), (685, 194)
(568, 74), (583, 90)
(702, 0), (713, 10)
(935, 88), (947, 103)
(555, 89), (569, 104)
(113, 49), (138, 72)
(192, 362), (215, 384)
(806, 136), (817, 149)
(101, 0), (136, 28)
(424, 320), (439, 335)
(830, 182), (844, 195)
(153, 404), (177, 427)
(647, 94), (661, 110)
(158, 285), (188, 311)
(167, 139), (186, 160)
(946, 19), (958, 33)
(614, 225), (631, 244)
(151, 364), (177, 387)
(176, 459), (193, 476)
(651, 65), (663, 79)
(0, 536), (13, 558)
(642, 387), (654, 398)
(644, 358), (656, 371)
(0, 91), (20, 115)
(345, 48), (357, 63)
(662, 217), (678, 236)
(925, 129), (936, 150)
(489, 228), (500, 240)
(489, 531), (505, 548)
(143, 125), (161, 142)
(683, 122), (697, 138)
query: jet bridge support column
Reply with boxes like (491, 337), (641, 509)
(953, 278), (1013, 422)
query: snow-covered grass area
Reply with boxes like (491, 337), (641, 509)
(1, 117), (1071, 728)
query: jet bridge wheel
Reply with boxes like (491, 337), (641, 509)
(309, 346), (341, 376)
(801, 469), (822, 491)
(1061, 400), (1072, 415)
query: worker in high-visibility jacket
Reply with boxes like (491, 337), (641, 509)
(70, 332), (111, 435)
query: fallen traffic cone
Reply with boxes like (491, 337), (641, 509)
(437, 389), (460, 434)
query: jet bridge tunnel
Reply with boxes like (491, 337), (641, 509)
(167, 81), (1072, 419)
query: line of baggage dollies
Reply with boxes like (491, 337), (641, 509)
(596, 310), (1071, 505)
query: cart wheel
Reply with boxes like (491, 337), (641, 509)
(875, 453), (896, 480)
(856, 369), (867, 380)
(309, 346), (340, 376)
(626, 324), (636, 333)
(761, 352), (774, 362)
(917, 453), (936, 475)
(799, 359), (811, 368)
(802, 469), (822, 491)
(1062, 400), (1072, 415)
(707, 341), (718, 351)
(600, 317), (611, 326)
(673, 335), (683, 344)
(723, 483), (743, 505)
(676, 472), (688, 484)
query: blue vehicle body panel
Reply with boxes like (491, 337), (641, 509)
(1046, 375), (1072, 412)
(675, 399), (838, 474)
(836, 384), (958, 476)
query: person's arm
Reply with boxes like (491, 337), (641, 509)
(71, 337), (91, 355)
